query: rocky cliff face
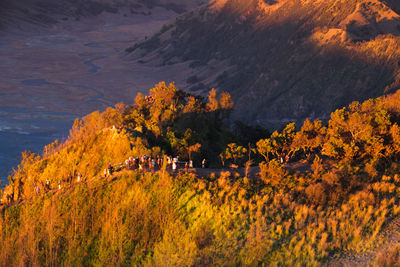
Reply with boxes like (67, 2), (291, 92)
(127, 0), (400, 128)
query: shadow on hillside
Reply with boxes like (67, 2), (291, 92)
(346, 17), (400, 41)
(382, 0), (400, 15)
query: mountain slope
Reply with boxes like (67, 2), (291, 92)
(127, 0), (400, 128)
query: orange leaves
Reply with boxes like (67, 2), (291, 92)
(256, 138), (274, 162)
(322, 99), (391, 164)
(219, 92), (234, 111)
(223, 143), (247, 165)
(206, 88), (219, 112)
(259, 159), (287, 186)
(291, 119), (325, 155)
(206, 88), (234, 120)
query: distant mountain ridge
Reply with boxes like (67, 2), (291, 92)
(127, 0), (400, 128)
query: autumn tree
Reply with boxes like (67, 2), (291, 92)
(149, 82), (179, 125)
(256, 138), (273, 162)
(322, 100), (391, 167)
(268, 123), (297, 159)
(291, 119), (325, 159)
(134, 92), (147, 111)
(390, 123), (400, 160)
(219, 92), (234, 120)
(207, 88), (219, 112)
(224, 143), (247, 165)
(183, 96), (203, 114)
(166, 129), (200, 160)
(256, 124), (296, 162)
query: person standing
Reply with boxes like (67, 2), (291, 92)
(125, 158), (130, 170)
(202, 159), (206, 168)
(77, 173), (82, 183)
(172, 161), (177, 173)
(34, 184), (40, 195)
(107, 163), (114, 176)
(167, 157), (172, 168)
(157, 157), (162, 169)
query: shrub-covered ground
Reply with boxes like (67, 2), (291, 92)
(2, 164), (400, 265)
(3, 83), (400, 265)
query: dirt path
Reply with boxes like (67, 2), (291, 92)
(328, 216), (400, 266)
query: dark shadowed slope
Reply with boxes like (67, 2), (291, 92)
(127, 0), (400, 129)
(0, 0), (207, 29)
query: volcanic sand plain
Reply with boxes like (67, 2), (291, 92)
(0, 7), (194, 182)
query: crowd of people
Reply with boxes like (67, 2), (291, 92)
(279, 153), (290, 164)
(33, 172), (84, 196)
(1, 150), (292, 207)
(1, 155), (207, 206)
(104, 155), (206, 177)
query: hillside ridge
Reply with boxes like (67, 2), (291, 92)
(127, 0), (400, 129)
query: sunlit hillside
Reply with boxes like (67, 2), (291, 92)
(128, 0), (400, 129)
(3, 83), (400, 265)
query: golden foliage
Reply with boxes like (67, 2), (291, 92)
(5, 84), (400, 265)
